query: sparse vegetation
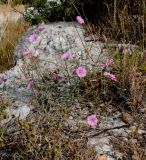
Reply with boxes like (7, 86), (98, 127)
(0, 0), (146, 159)
(23, 0), (145, 45)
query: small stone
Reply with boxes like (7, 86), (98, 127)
(129, 126), (137, 132)
(138, 107), (146, 113)
(114, 151), (123, 159)
(102, 144), (111, 152)
(122, 112), (134, 124)
(85, 36), (93, 42)
(69, 116), (73, 120)
(130, 139), (138, 144)
(88, 102), (94, 107)
(100, 103), (105, 107)
(98, 155), (107, 160)
(138, 129), (146, 135)
(113, 111), (122, 118)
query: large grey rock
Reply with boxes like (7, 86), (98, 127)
(1, 22), (104, 122)
(1, 22), (137, 122)
(14, 22), (104, 76)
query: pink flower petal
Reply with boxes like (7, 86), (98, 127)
(101, 59), (114, 68)
(0, 78), (3, 85)
(23, 50), (32, 56)
(27, 80), (34, 89)
(28, 34), (38, 43)
(38, 26), (45, 32)
(103, 72), (117, 81)
(76, 16), (85, 24)
(87, 115), (98, 128)
(61, 53), (75, 60)
(0, 76), (7, 85)
(75, 67), (87, 78)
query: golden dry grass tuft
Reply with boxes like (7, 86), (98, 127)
(0, 4), (24, 12)
(0, 4), (27, 72)
(0, 21), (29, 72)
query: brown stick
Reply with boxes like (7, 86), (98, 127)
(87, 124), (130, 137)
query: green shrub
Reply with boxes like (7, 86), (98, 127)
(24, 0), (113, 24)
(24, 0), (79, 24)
(24, 0), (144, 24)
(23, 0), (145, 45)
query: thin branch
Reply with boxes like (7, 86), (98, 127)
(62, 124), (130, 138)
(87, 124), (130, 137)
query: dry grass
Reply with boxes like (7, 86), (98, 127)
(0, 21), (29, 72)
(0, 101), (96, 160)
(94, 0), (146, 47)
(0, 4), (24, 12)
(0, 4), (25, 22)
(0, 4), (27, 72)
(0, 1), (146, 159)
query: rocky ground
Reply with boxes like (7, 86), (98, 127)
(0, 22), (146, 159)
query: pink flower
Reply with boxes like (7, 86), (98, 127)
(101, 59), (114, 68)
(22, 50), (32, 56)
(61, 53), (75, 60)
(0, 76), (7, 85)
(76, 16), (85, 24)
(50, 72), (63, 81)
(75, 67), (87, 78)
(28, 34), (38, 43)
(38, 26), (45, 32)
(87, 115), (98, 128)
(0, 78), (3, 85)
(103, 72), (117, 81)
(27, 80), (34, 89)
